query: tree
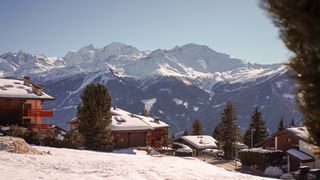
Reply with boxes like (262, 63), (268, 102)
(77, 84), (113, 151)
(290, 118), (296, 127)
(212, 122), (224, 149)
(191, 119), (203, 135)
(264, 0), (320, 154)
(219, 101), (238, 159)
(278, 117), (286, 131)
(142, 106), (149, 117)
(243, 107), (269, 148)
(212, 122), (223, 142)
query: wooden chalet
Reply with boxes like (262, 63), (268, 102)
(0, 77), (54, 132)
(256, 127), (320, 172)
(176, 135), (218, 156)
(69, 107), (169, 149)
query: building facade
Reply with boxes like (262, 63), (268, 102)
(256, 127), (320, 172)
(0, 77), (54, 131)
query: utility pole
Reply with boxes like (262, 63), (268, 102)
(251, 128), (255, 148)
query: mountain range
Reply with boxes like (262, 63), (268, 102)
(0, 42), (302, 134)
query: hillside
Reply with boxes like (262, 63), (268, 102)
(0, 146), (274, 180)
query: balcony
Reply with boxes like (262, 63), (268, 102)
(24, 109), (53, 117)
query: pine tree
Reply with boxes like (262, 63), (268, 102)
(278, 117), (286, 131)
(212, 122), (224, 149)
(290, 118), (296, 127)
(264, 0), (320, 154)
(219, 101), (237, 159)
(191, 119), (203, 135)
(212, 122), (223, 142)
(142, 106), (149, 117)
(77, 84), (113, 151)
(243, 107), (269, 148)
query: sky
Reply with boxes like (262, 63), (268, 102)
(0, 0), (291, 64)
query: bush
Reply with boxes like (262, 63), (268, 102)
(5, 125), (29, 139)
(240, 149), (284, 170)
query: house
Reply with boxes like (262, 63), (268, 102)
(176, 135), (218, 156)
(0, 77), (54, 132)
(256, 127), (320, 172)
(69, 107), (169, 149)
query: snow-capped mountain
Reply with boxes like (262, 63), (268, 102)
(0, 42), (300, 133)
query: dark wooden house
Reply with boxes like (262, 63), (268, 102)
(69, 107), (169, 149)
(256, 127), (320, 172)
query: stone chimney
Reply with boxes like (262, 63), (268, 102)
(154, 117), (160, 123)
(23, 76), (31, 86)
(32, 83), (43, 96)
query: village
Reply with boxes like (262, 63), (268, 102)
(0, 76), (319, 179)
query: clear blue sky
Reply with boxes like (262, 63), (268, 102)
(0, 0), (291, 64)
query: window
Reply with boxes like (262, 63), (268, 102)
(287, 138), (291, 143)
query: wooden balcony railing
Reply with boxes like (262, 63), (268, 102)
(24, 109), (53, 117)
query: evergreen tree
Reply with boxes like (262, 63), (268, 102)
(212, 122), (224, 149)
(212, 122), (223, 142)
(191, 119), (203, 135)
(278, 117), (286, 131)
(265, 0), (320, 154)
(290, 118), (296, 127)
(142, 106), (149, 117)
(219, 101), (237, 159)
(77, 84), (113, 151)
(243, 107), (269, 148)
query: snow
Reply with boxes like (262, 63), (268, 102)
(287, 149), (314, 161)
(193, 106), (199, 111)
(264, 166), (283, 177)
(240, 148), (282, 154)
(181, 135), (218, 149)
(173, 142), (193, 153)
(109, 108), (153, 131)
(141, 98), (157, 112)
(136, 115), (169, 129)
(282, 93), (295, 101)
(0, 146), (275, 180)
(0, 78), (54, 100)
(172, 98), (188, 108)
(287, 127), (309, 141)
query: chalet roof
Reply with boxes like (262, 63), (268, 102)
(109, 108), (153, 131)
(286, 127), (309, 141)
(135, 115), (169, 129)
(0, 78), (54, 100)
(68, 108), (169, 132)
(287, 149), (314, 162)
(256, 126), (310, 147)
(181, 135), (217, 150)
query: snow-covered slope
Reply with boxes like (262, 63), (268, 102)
(0, 42), (285, 91)
(0, 146), (274, 180)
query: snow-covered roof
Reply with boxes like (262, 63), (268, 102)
(181, 135), (217, 149)
(0, 78), (54, 100)
(135, 115), (169, 128)
(173, 142), (193, 153)
(241, 148), (282, 153)
(109, 108), (152, 131)
(286, 127), (309, 141)
(69, 107), (169, 131)
(287, 149), (314, 161)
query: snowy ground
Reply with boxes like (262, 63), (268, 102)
(0, 146), (275, 180)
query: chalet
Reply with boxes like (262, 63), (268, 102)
(176, 135), (218, 156)
(69, 107), (169, 149)
(0, 77), (54, 131)
(256, 127), (320, 172)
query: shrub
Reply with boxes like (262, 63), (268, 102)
(240, 149), (284, 170)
